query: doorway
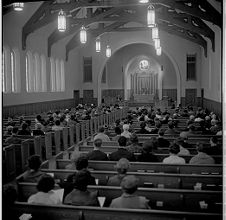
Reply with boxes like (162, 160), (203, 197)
(185, 89), (197, 106)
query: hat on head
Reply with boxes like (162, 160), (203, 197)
(115, 158), (130, 170)
(120, 175), (139, 190)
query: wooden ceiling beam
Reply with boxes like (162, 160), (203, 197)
(48, 7), (121, 56)
(65, 21), (126, 60)
(22, 1), (53, 50)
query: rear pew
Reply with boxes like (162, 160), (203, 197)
(10, 202), (222, 220)
(16, 183), (222, 213)
(36, 168), (222, 190)
(53, 160), (222, 175)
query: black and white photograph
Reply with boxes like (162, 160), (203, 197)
(2, 0), (224, 219)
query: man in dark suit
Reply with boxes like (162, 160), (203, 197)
(109, 136), (135, 161)
(86, 139), (108, 161)
(157, 128), (170, 148)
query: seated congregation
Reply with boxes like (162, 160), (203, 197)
(2, 104), (223, 220)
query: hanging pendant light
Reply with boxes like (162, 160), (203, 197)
(13, 2), (24, 11)
(58, 10), (66, 32)
(139, 0), (149, 3)
(154, 38), (160, 49)
(152, 26), (159, 39)
(147, 5), (155, 27)
(106, 45), (111, 58)
(80, 26), (87, 44)
(96, 37), (101, 52)
(156, 47), (162, 56)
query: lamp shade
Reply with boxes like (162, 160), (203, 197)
(96, 37), (101, 52)
(106, 45), (111, 58)
(154, 38), (160, 49)
(156, 47), (162, 56)
(152, 26), (159, 39)
(58, 10), (66, 32)
(139, 0), (149, 3)
(13, 2), (24, 11)
(80, 26), (87, 44)
(147, 5), (155, 27)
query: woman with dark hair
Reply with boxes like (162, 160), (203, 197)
(112, 126), (122, 141)
(137, 141), (159, 162)
(64, 170), (98, 206)
(28, 174), (61, 204)
(22, 155), (44, 183)
(162, 143), (186, 164)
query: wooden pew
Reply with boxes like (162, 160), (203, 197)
(36, 168), (222, 190)
(10, 202), (222, 220)
(16, 183), (222, 213)
(53, 160), (222, 175)
(77, 145), (199, 154)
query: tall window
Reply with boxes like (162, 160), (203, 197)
(41, 55), (47, 92)
(83, 57), (92, 82)
(2, 51), (5, 92)
(50, 58), (65, 92)
(10, 51), (15, 92)
(187, 54), (196, 80)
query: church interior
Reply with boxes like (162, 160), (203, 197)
(2, 0), (224, 219)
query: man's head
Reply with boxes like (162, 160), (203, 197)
(76, 156), (88, 170)
(98, 127), (105, 133)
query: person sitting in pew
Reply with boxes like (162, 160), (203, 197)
(162, 143), (186, 164)
(137, 140), (159, 162)
(28, 174), (61, 205)
(109, 136), (135, 161)
(112, 126), (122, 142)
(52, 120), (63, 131)
(21, 155), (44, 183)
(121, 124), (132, 139)
(18, 122), (31, 136)
(180, 124), (196, 139)
(136, 122), (151, 134)
(107, 158), (130, 186)
(126, 134), (142, 154)
(205, 136), (222, 155)
(60, 156), (96, 199)
(110, 175), (150, 209)
(4, 125), (13, 136)
(64, 170), (98, 206)
(189, 143), (215, 165)
(164, 121), (179, 135)
(5, 127), (21, 144)
(94, 127), (110, 142)
(156, 129), (170, 148)
(86, 139), (108, 161)
(33, 123), (45, 136)
(175, 137), (190, 156)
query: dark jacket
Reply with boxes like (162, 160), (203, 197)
(86, 150), (108, 161)
(109, 148), (135, 161)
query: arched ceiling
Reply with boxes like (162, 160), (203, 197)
(3, 0), (222, 58)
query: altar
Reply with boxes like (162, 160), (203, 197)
(133, 94), (154, 103)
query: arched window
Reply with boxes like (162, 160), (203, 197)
(34, 53), (41, 92)
(26, 51), (34, 92)
(10, 51), (15, 92)
(41, 54), (47, 92)
(55, 59), (61, 91)
(50, 57), (56, 92)
(2, 50), (5, 92)
(60, 60), (65, 91)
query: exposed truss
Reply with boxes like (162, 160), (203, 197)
(6, 0), (221, 57)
